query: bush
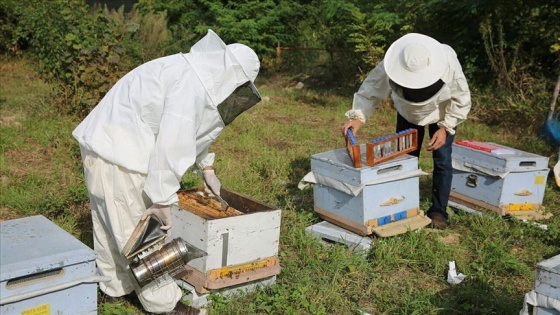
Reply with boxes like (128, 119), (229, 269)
(0, 0), (172, 117)
(0, 0), (125, 115)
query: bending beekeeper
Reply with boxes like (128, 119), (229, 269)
(73, 29), (261, 315)
(342, 33), (471, 230)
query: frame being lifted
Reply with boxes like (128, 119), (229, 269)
(366, 129), (418, 166)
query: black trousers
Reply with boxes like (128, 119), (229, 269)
(396, 114), (454, 220)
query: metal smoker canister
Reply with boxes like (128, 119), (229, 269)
(131, 238), (191, 287)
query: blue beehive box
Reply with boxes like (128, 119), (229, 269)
(0, 215), (98, 314)
(310, 145), (430, 236)
(450, 141), (550, 218)
(534, 307), (560, 315)
(535, 254), (560, 301)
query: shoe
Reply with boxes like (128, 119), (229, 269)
(99, 292), (130, 304)
(429, 212), (447, 230)
(166, 302), (206, 315)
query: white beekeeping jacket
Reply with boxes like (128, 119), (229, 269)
(73, 30), (259, 205)
(348, 45), (471, 135)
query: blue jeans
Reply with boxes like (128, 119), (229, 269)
(396, 114), (454, 220)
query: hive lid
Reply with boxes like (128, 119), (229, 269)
(452, 141), (549, 174)
(536, 254), (560, 275)
(0, 215), (96, 282)
(311, 146), (419, 186)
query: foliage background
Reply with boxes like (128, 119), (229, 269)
(1, 0), (559, 122)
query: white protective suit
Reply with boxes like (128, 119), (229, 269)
(72, 30), (260, 313)
(346, 45), (471, 134)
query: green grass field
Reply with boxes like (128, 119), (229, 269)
(1, 58), (559, 315)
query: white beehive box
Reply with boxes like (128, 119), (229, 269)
(535, 254), (560, 301)
(0, 215), (98, 314)
(310, 146), (430, 237)
(170, 189), (281, 294)
(450, 141), (551, 219)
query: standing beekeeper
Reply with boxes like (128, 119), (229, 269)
(342, 33), (471, 230)
(73, 29), (261, 314)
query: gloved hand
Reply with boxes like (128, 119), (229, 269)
(203, 169), (221, 196)
(141, 205), (172, 231)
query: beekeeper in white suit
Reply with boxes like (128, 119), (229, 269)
(342, 33), (471, 230)
(73, 29), (261, 314)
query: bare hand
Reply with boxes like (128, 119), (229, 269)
(427, 128), (447, 151)
(342, 120), (362, 137)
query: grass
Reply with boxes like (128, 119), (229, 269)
(1, 57), (559, 315)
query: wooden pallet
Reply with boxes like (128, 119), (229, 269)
(449, 191), (553, 220)
(178, 257), (281, 294)
(314, 205), (431, 237)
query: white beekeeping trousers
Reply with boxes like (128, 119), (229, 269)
(81, 148), (182, 314)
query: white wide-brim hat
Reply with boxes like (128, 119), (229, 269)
(384, 33), (447, 89)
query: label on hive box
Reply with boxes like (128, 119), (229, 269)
(22, 304), (50, 315)
(208, 257), (277, 280)
(456, 140), (511, 153)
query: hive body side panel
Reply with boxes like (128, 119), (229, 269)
(0, 283), (97, 314)
(207, 211), (281, 269)
(170, 208), (209, 271)
(171, 205), (281, 272)
(451, 170), (504, 206)
(314, 178), (419, 225)
(499, 171), (549, 205)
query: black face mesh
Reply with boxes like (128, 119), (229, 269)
(217, 82), (261, 125)
(391, 79), (445, 103)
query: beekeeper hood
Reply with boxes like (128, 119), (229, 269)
(384, 33), (447, 89)
(184, 30), (261, 126)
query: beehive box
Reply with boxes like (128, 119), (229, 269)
(450, 141), (551, 219)
(534, 306), (560, 315)
(310, 146), (430, 237)
(535, 254), (560, 301)
(0, 215), (98, 314)
(170, 188), (281, 294)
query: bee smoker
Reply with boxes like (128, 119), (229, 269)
(122, 215), (206, 287)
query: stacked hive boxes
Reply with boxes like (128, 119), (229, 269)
(535, 255), (560, 302)
(533, 255), (560, 314)
(0, 215), (99, 314)
(520, 255), (560, 314)
(310, 145), (430, 237)
(170, 188), (281, 295)
(450, 140), (551, 219)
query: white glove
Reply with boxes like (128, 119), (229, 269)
(203, 169), (221, 196)
(141, 205), (172, 231)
